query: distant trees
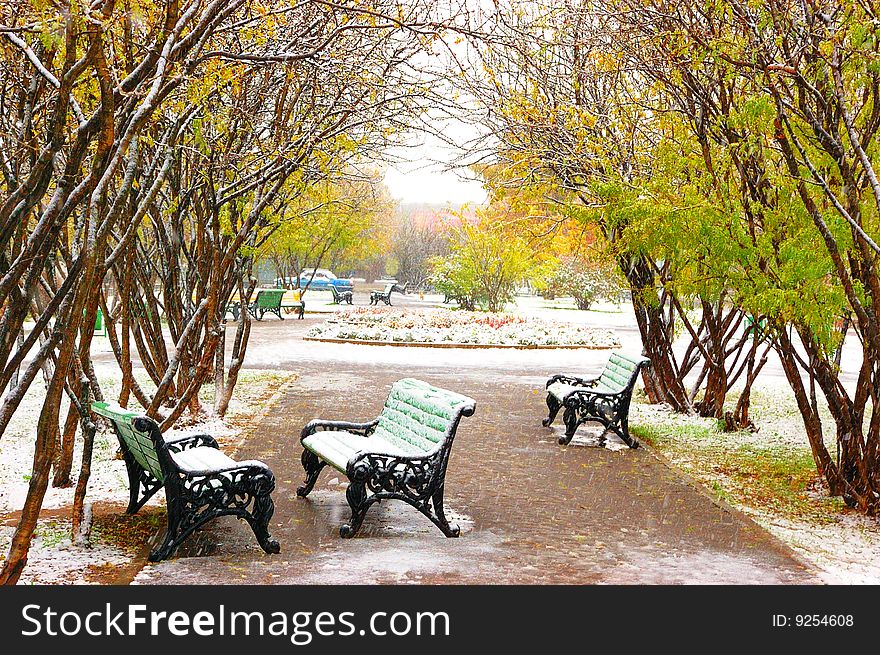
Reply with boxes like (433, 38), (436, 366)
(260, 175), (394, 293)
(431, 211), (539, 312)
(390, 207), (452, 290)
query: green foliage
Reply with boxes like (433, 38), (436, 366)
(258, 174), (393, 289)
(470, 1), (859, 357)
(430, 218), (538, 312)
(430, 257), (479, 310)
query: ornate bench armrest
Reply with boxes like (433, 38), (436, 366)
(166, 434), (219, 453)
(546, 374), (599, 388)
(566, 388), (620, 402)
(300, 418), (380, 439)
(346, 451), (439, 500)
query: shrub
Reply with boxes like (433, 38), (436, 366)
(430, 220), (537, 312)
(545, 258), (624, 310)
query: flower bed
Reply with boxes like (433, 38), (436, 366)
(305, 308), (620, 348)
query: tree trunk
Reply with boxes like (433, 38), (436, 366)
(70, 377), (96, 545)
(624, 257), (692, 412)
(0, 303), (84, 584)
(52, 401), (78, 487)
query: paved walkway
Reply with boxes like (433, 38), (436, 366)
(134, 312), (818, 584)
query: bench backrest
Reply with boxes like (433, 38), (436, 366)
(91, 401), (165, 481)
(256, 288), (285, 308)
(383, 283), (394, 294)
(597, 351), (650, 394)
(330, 285), (349, 300)
(373, 378), (476, 455)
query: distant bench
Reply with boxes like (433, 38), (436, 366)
(369, 283), (395, 306)
(330, 286), (353, 305)
(369, 283), (406, 306)
(297, 378), (476, 537)
(543, 350), (650, 448)
(91, 402), (280, 561)
(228, 288), (302, 320)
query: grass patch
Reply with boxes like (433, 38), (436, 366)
(633, 414), (844, 522)
(92, 508), (164, 554)
(34, 520), (70, 548)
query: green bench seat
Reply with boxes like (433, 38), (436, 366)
(543, 350), (650, 448)
(91, 401), (280, 561)
(228, 288), (289, 321)
(297, 378), (476, 537)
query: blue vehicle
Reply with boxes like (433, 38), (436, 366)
(278, 269), (354, 292)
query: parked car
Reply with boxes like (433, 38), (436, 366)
(277, 269), (353, 291)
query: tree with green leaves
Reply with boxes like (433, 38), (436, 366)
(456, 0), (880, 512)
(260, 174), (394, 294)
(608, 0), (880, 511)
(453, 1), (767, 423)
(432, 212), (540, 312)
(544, 258), (623, 310)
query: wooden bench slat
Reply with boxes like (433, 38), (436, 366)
(93, 403), (166, 482)
(374, 419), (438, 454)
(384, 396), (452, 433)
(171, 446), (237, 472)
(302, 430), (412, 473)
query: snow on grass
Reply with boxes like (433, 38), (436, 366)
(630, 382), (880, 583)
(0, 519), (131, 585)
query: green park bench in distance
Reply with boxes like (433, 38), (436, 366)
(228, 288), (297, 320)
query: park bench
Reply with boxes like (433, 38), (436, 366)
(744, 314), (768, 341)
(91, 401), (280, 561)
(297, 378), (476, 538)
(280, 289), (306, 319)
(229, 288), (286, 321)
(542, 350), (650, 448)
(330, 285), (353, 305)
(369, 283), (396, 306)
(248, 288), (286, 320)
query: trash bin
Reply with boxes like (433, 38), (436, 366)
(94, 308), (106, 336)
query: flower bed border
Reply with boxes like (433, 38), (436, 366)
(303, 336), (617, 350)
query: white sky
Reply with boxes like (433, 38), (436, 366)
(382, 120), (489, 206)
(384, 161), (487, 205)
(382, 30), (491, 206)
